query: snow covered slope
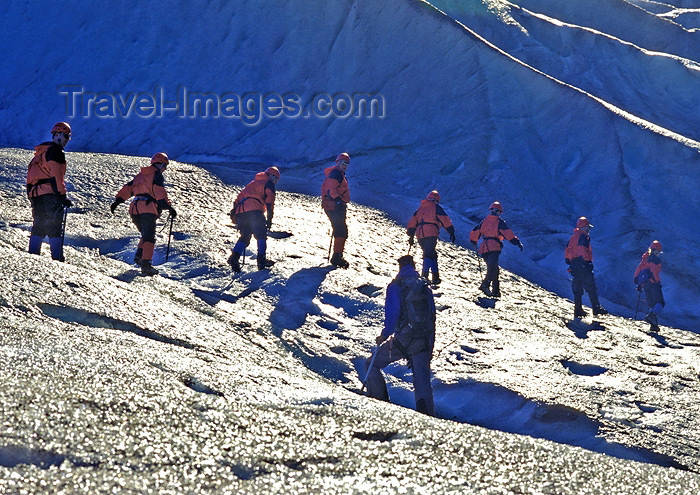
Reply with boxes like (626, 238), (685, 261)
(1, 0), (698, 328)
(2, 149), (700, 492)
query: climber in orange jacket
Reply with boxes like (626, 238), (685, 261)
(228, 166), (280, 272)
(110, 153), (177, 276)
(321, 152), (351, 268)
(634, 240), (664, 330)
(565, 217), (607, 318)
(26, 122), (74, 261)
(406, 190), (456, 286)
(469, 201), (523, 298)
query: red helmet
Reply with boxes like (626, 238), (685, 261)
(489, 201), (503, 213)
(576, 217), (593, 229)
(426, 190), (440, 202)
(51, 122), (72, 135)
(649, 240), (663, 251)
(335, 152), (350, 165)
(151, 152), (169, 166)
(265, 166), (280, 180)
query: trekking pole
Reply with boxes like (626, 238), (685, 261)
(165, 214), (174, 261)
(328, 231), (333, 262)
(361, 346), (381, 392)
(61, 206), (68, 247)
(407, 242), (413, 256)
(634, 289), (642, 320)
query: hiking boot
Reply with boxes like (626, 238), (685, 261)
(574, 307), (587, 318)
(644, 312), (658, 326)
(227, 252), (241, 272)
(592, 306), (608, 316)
(258, 259), (275, 270)
(432, 275), (441, 286)
(478, 283), (491, 296)
(331, 253), (349, 269)
(140, 260), (159, 276)
(491, 290), (501, 298)
(133, 248), (143, 267)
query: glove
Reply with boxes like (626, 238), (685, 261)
(449, 232), (456, 243)
(408, 236), (414, 246)
(110, 201), (119, 214)
(61, 196), (73, 208)
(168, 207), (177, 219)
(376, 334), (387, 345)
(565, 259), (571, 265)
(229, 209), (237, 224)
(470, 240), (477, 248)
(266, 218), (272, 230)
(633, 277), (638, 286)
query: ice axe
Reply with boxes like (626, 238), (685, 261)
(361, 345), (381, 393)
(328, 230), (333, 262)
(634, 288), (642, 320)
(60, 206), (68, 247)
(165, 214), (174, 261)
(476, 249), (483, 282)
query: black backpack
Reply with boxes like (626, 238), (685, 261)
(393, 276), (435, 355)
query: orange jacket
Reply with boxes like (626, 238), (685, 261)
(116, 166), (172, 216)
(565, 228), (593, 263)
(233, 172), (276, 217)
(634, 251), (662, 285)
(321, 165), (350, 210)
(26, 142), (67, 198)
(407, 200), (454, 239)
(470, 214), (518, 255)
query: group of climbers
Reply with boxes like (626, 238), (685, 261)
(25, 123), (667, 416)
(224, 152), (351, 271)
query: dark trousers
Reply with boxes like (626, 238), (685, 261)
(482, 251), (501, 293)
(325, 207), (347, 239)
(364, 340), (434, 416)
(30, 194), (64, 238)
(131, 213), (157, 244)
(234, 210), (267, 247)
(571, 260), (601, 309)
(233, 210), (268, 263)
(643, 283), (665, 314)
(130, 213), (158, 261)
(418, 237), (438, 277)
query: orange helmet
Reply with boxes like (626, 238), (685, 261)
(335, 152), (350, 164)
(489, 201), (503, 213)
(51, 122), (72, 135)
(426, 190), (440, 202)
(265, 166), (280, 180)
(576, 217), (593, 229)
(649, 240), (663, 251)
(151, 152), (169, 166)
